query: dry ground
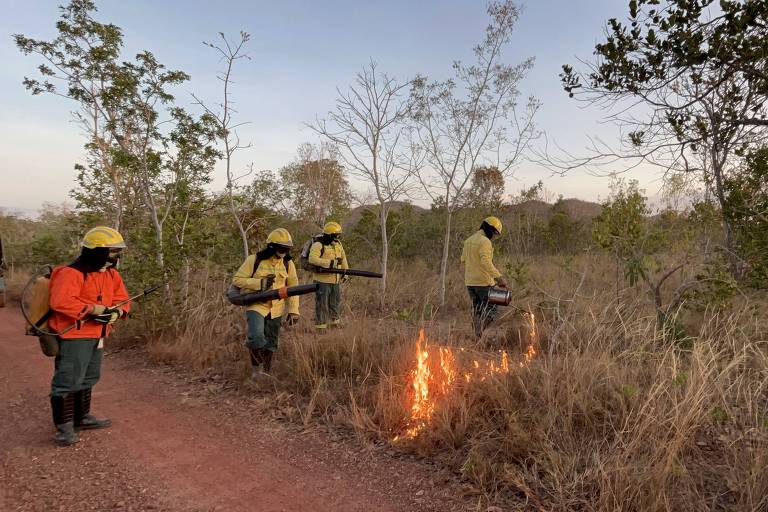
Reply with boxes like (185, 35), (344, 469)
(0, 306), (472, 512)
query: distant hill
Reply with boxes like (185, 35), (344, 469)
(341, 198), (602, 230)
(344, 201), (425, 226)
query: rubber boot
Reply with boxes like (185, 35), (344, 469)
(262, 350), (274, 374)
(74, 388), (111, 430)
(249, 348), (264, 380)
(51, 394), (79, 446)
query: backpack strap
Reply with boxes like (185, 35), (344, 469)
(35, 309), (54, 329)
(251, 256), (263, 278)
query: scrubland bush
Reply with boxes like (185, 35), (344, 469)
(116, 253), (768, 511)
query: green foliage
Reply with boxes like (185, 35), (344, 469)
(722, 148), (768, 288)
(592, 179), (658, 283)
(562, 0), (768, 278)
(544, 197), (590, 254)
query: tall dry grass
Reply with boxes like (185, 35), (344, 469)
(122, 254), (767, 511)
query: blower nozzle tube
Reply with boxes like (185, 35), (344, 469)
(316, 268), (383, 279)
(230, 283), (319, 305)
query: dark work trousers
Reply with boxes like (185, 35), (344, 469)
(314, 282), (341, 327)
(246, 310), (281, 354)
(50, 338), (102, 397)
(467, 286), (498, 337)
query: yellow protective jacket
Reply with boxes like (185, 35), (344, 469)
(461, 230), (501, 286)
(232, 254), (300, 318)
(309, 240), (348, 284)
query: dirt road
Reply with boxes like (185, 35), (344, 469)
(0, 308), (468, 512)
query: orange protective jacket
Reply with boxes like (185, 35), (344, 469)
(48, 266), (130, 340)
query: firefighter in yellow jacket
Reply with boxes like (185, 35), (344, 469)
(308, 221), (348, 329)
(232, 228), (300, 379)
(460, 216), (508, 337)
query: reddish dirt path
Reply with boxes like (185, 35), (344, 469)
(0, 308), (468, 512)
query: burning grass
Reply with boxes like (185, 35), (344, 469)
(119, 256), (768, 511)
(397, 313), (538, 440)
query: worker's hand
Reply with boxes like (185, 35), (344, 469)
(91, 304), (107, 317)
(340, 274), (350, 284)
(336, 257), (343, 267)
(110, 306), (127, 320)
(494, 276), (509, 289)
(93, 308), (120, 324)
(260, 274), (276, 290)
(284, 313), (299, 327)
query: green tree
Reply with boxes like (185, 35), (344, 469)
(15, 0), (127, 229)
(560, 0), (768, 278)
(593, 179), (732, 332)
(723, 148), (768, 287)
(545, 197), (586, 254)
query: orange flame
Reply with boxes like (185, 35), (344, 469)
(398, 313), (538, 440)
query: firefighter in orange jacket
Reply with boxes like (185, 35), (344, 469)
(47, 227), (130, 446)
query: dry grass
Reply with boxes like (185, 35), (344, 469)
(120, 254), (767, 511)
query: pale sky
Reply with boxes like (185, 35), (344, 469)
(0, 0), (662, 214)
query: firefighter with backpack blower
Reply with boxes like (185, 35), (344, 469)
(302, 221), (348, 330)
(46, 227), (131, 446)
(232, 228), (301, 382)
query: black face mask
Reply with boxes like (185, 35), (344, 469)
(264, 243), (290, 258)
(321, 234), (338, 245)
(106, 250), (122, 268)
(481, 223), (497, 240)
(71, 247), (111, 273)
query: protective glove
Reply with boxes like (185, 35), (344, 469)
(340, 274), (350, 284)
(284, 313), (299, 327)
(494, 276), (509, 289)
(91, 304), (107, 317)
(93, 307), (123, 324)
(260, 274), (276, 290)
(336, 257), (343, 268)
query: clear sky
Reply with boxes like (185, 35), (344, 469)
(0, 0), (662, 213)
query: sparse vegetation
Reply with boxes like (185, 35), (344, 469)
(4, 0), (768, 510)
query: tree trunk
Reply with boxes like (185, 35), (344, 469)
(182, 256), (190, 308)
(439, 207), (453, 306)
(710, 147), (740, 278)
(110, 169), (123, 232)
(228, 184), (249, 259)
(379, 203), (388, 309)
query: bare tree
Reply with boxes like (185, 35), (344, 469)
(312, 62), (412, 302)
(409, 0), (539, 305)
(193, 31), (252, 259)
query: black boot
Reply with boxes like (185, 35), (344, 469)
(249, 348), (264, 380)
(74, 388), (111, 430)
(262, 350), (274, 373)
(50, 394), (79, 446)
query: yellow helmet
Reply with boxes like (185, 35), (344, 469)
(483, 216), (503, 235)
(82, 226), (127, 249)
(266, 228), (294, 248)
(323, 221), (342, 235)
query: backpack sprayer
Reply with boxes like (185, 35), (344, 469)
(21, 266), (161, 357)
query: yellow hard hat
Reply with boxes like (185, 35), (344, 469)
(483, 216), (503, 235)
(82, 226), (127, 249)
(266, 228), (294, 248)
(323, 221), (342, 235)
